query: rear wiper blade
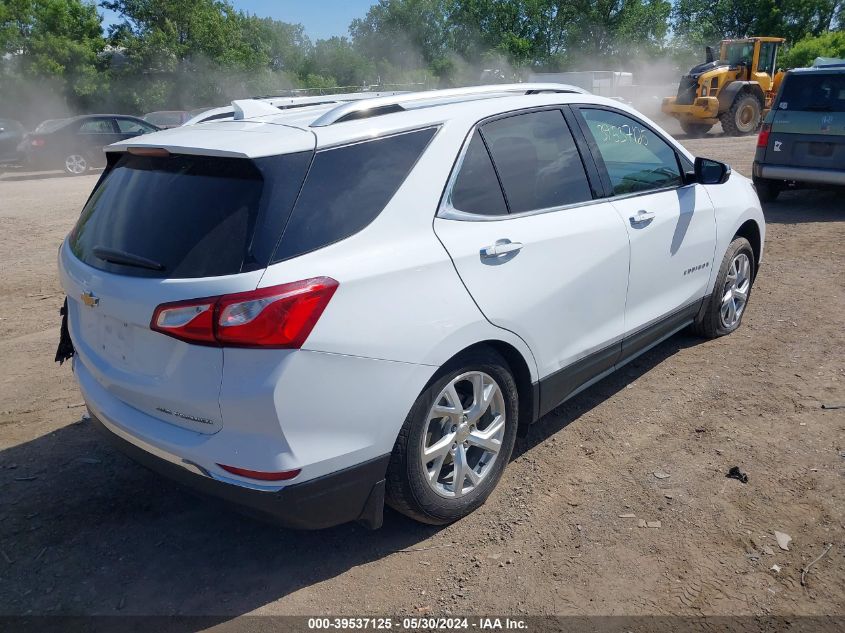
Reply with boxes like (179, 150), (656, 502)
(92, 246), (165, 271)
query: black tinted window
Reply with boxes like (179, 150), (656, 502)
(70, 152), (311, 278)
(449, 130), (507, 216)
(481, 110), (592, 213)
(273, 127), (436, 262)
(580, 108), (683, 195)
(778, 73), (845, 112)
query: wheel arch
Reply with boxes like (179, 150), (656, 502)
(718, 82), (765, 113)
(734, 219), (762, 278)
(426, 340), (538, 434)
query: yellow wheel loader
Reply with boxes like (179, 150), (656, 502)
(662, 37), (786, 137)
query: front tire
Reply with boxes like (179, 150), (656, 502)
(693, 237), (755, 339)
(680, 121), (713, 138)
(720, 93), (762, 136)
(386, 349), (519, 525)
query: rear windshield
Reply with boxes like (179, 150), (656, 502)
(145, 112), (184, 126)
(778, 73), (845, 112)
(69, 152), (311, 278)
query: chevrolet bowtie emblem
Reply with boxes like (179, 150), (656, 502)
(81, 291), (99, 307)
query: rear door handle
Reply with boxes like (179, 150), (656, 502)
(629, 210), (655, 226)
(481, 239), (523, 258)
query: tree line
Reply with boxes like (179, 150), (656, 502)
(1, 0), (843, 125)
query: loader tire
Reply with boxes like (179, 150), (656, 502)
(720, 93), (762, 136)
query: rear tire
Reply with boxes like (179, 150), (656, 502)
(693, 237), (755, 339)
(63, 153), (88, 176)
(386, 349), (519, 525)
(720, 93), (762, 136)
(680, 121), (713, 138)
(753, 176), (781, 202)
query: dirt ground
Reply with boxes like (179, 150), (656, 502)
(0, 133), (842, 620)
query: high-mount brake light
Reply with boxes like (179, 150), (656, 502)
(150, 277), (339, 348)
(127, 147), (170, 157)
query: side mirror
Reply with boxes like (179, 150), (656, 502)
(705, 46), (715, 63)
(694, 157), (731, 184)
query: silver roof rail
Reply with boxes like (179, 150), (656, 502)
(310, 83), (588, 127)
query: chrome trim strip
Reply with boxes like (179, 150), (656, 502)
(760, 165), (845, 185)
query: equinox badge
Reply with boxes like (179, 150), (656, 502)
(81, 291), (99, 308)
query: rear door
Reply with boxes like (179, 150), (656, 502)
(764, 72), (845, 170)
(434, 108), (630, 414)
(59, 132), (314, 434)
(76, 117), (120, 161)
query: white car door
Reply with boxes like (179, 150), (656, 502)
(573, 106), (717, 353)
(433, 109), (631, 415)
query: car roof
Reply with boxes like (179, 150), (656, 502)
(110, 87), (682, 159)
(786, 67), (845, 75)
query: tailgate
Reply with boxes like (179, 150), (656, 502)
(765, 110), (845, 169)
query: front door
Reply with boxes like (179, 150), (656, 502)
(574, 106), (717, 352)
(433, 109), (631, 414)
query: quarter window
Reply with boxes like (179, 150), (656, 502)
(481, 110), (592, 213)
(449, 130), (508, 216)
(272, 127), (436, 262)
(579, 108), (683, 195)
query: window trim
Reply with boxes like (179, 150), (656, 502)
(437, 106), (602, 222)
(570, 104), (695, 202)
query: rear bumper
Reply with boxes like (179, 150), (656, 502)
(91, 411), (390, 529)
(754, 162), (845, 186)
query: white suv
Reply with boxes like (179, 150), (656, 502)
(57, 85), (764, 529)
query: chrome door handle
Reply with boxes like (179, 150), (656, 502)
(629, 210), (655, 226)
(481, 239), (523, 257)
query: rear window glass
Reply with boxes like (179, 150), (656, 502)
(272, 127), (437, 262)
(70, 152), (311, 278)
(778, 73), (845, 112)
(481, 110), (592, 213)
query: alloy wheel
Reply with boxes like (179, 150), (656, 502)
(420, 371), (506, 498)
(65, 154), (87, 175)
(720, 252), (751, 328)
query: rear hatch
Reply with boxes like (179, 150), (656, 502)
(763, 71), (845, 169)
(59, 122), (314, 434)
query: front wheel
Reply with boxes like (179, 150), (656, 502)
(386, 349), (519, 525)
(720, 93), (762, 136)
(693, 237), (755, 339)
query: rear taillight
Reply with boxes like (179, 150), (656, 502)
(757, 123), (771, 148)
(150, 277), (338, 348)
(30, 138), (45, 147)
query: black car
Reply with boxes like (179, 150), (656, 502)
(20, 114), (159, 175)
(0, 118), (25, 166)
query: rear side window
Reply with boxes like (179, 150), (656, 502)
(778, 73), (845, 112)
(579, 108), (683, 195)
(448, 130), (508, 216)
(272, 127), (436, 262)
(79, 119), (114, 133)
(481, 110), (593, 213)
(70, 152), (311, 278)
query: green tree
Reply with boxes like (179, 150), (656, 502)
(781, 30), (845, 67)
(0, 0), (106, 120)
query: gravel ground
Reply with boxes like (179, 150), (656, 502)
(0, 133), (842, 619)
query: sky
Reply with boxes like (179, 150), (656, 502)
(100, 0), (376, 41)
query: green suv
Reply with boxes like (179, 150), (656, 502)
(753, 67), (845, 201)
